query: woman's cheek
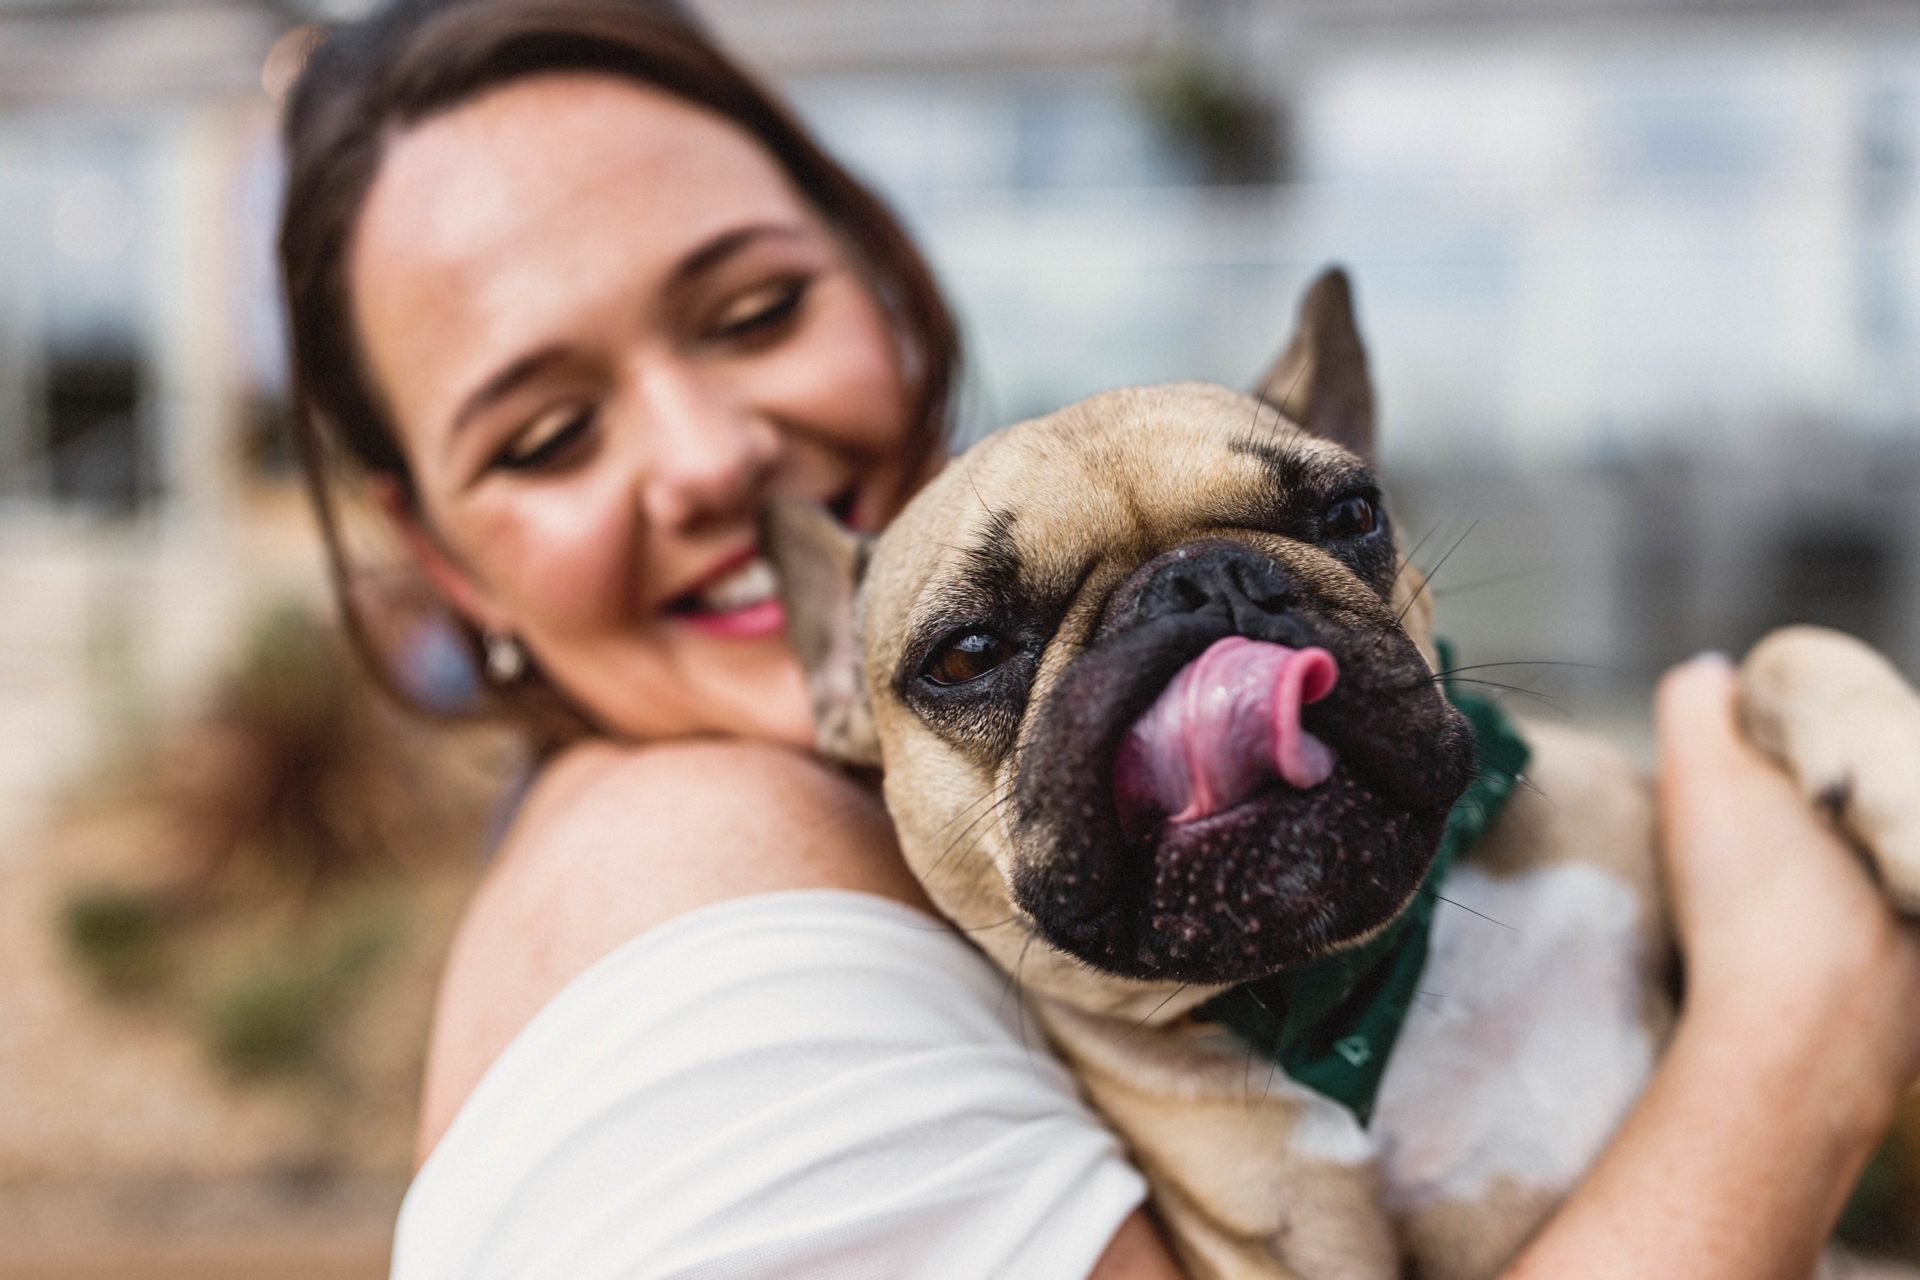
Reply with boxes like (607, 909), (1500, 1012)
(785, 278), (915, 454)
(475, 476), (639, 638)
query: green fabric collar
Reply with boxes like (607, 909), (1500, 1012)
(1191, 642), (1530, 1126)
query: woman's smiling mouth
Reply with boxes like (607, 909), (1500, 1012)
(664, 487), (862, 639)
(667, 549), (786, 638)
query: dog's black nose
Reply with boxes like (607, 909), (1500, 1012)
(1117, 540), (1298, 634)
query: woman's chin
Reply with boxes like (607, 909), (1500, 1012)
(728, 664), (820, 746)
(593, 650), (816, 746)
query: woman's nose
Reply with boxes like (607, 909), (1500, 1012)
(635, 368), (782, 532)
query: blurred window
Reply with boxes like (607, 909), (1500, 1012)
(0, 119), (161, 515)
(43, 333), (153, 513)
(792, 70), (1179, 201)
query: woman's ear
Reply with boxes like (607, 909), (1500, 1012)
(370, 475), (507, 635)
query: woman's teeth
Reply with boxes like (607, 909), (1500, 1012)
(693, 556), (778, 613)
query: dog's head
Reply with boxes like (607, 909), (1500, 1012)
(768, 270), (1477, 1020)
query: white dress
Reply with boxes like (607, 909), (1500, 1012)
(390, 890), (1148, 1280)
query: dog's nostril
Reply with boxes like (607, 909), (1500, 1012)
(1116, 541), (1301, 631)
(1171, 575), (1209, 612)
(1231, 562), (1290, 610)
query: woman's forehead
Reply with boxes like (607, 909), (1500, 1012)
(348, 72), (820, 446)
(359, 73), (808, 257)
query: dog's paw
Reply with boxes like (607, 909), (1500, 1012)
(1739, 626), (1920, 915)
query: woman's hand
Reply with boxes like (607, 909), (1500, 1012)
(1658, 652), (1920, 1127)
(1504, 652), (1920, 1280)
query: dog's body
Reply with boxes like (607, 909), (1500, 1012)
(768, 272), (1920, 1279)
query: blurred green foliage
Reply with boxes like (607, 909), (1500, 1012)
(52, 601), (457, 1083)
(60, 886), (170, 998)
(204, 903), (398, 1079)
(1133, 47), (1283, 184)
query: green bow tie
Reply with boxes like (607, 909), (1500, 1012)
(1193, 642), (1530, 1125)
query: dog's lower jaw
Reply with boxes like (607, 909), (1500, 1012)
(1014, 775), (1448, 984)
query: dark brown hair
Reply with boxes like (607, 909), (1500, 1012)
(278, 0), (958, 738)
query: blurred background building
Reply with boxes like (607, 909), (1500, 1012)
(0, 0), (1916, 1274)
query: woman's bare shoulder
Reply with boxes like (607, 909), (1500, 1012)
(414, 737), (931, 1159)
(503, 736), (929, 916)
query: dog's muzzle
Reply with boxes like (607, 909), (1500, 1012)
(1010, 540), (1475, 984)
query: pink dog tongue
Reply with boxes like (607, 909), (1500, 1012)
(1113, 637), (1339, 837)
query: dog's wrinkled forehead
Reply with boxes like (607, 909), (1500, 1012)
(865, 381), (1370, 676)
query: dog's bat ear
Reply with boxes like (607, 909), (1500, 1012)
(761, 497), (881, 769)
(1252, 266), (1375, 461)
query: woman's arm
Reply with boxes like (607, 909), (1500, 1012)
(1504, 654), (1920, 1279)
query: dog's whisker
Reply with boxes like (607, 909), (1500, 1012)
(1397, 519), (1479, 625)
(954, 915), (1022, 934)
(1431, 567), (1539, 600)
(925, 787), (1015, 884)
(1513, 773), (1555, 808)
(966, 466), (994, 523)
(1435, 676), (1565, 707)
(1249, 340), (1314, 439)
(930, 781), (1013, 839)
(930, 792), (1020, 890)
(896, 913), (1023, 935)
(1420, 887), (1516, 933)
(1229, 985), (1289, 1103)
(1388, 523), (1443, 597)
(1376, 674), (1566, 714)
(999, 934), (1033, 1016)
(1007, 934), (1039, 1063)
(924, 812), (996, 881)
(1431, 660), (1611, 678)
(1122, 985), (1191, 1043)
(1229, 985), (1293, 1101)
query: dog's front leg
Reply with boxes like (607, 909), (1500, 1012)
(1040, 1003), (1401, 1280)
(1739, 626), (1920, 910)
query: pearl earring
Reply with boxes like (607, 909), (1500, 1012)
(483, 631), (527, 683)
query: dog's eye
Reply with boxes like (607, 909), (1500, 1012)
(924, 631), (1012, 686)
(1323, 495), (1377, 539)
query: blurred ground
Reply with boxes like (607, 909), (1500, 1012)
(0, 800), (484, 1276)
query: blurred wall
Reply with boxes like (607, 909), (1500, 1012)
(0, 0), (1914, 818)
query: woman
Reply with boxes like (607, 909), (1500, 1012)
(277, 1), (1920, 1276)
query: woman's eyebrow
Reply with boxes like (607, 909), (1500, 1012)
(671, 220), (805, 286)
(448, 347), (569, 442)
(445, 222), (808, 442)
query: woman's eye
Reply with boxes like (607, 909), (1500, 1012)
(709, 278), (810, 344)
(495, 407), (594, 473)
(1322, 495), (1378, 539)
(923, 631), (1012, 687)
